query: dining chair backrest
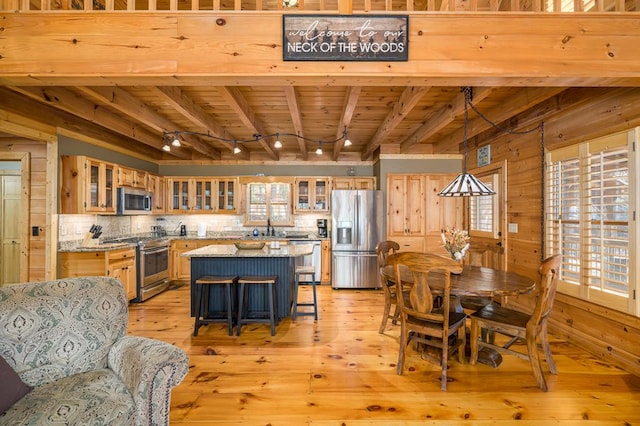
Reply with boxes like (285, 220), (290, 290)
(529, 254), (562, 327)
(376, 240), (400, 269)
(388, 252), (463, 318)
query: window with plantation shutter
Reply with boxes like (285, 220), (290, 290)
(545, 128), (638, 316)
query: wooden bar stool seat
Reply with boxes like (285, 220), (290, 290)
(236, 275), (278, 336)
(292, 265), (318, 321)
(193, 275), (238, 337)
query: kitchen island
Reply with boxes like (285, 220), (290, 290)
(182, 243), (315, 321)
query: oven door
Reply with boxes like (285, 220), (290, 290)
(138, 245), (170, 301)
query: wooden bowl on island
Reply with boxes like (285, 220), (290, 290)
(234, 241), (266, 250)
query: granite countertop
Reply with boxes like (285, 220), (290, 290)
(182, 243), (315, 258)
(58, 242), (137, 253)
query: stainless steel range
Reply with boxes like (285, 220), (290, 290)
(104, 235), (170, 302)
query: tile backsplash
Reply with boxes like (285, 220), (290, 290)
(58, 213), (330, 243)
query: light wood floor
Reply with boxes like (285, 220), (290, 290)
(127, 282), (640, 425)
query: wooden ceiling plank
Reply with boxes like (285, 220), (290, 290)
(218, 86), (279, 160)
(433, 87), (567, 153)
(283, 86), (308, 160)
(78, 86), (220, 160)
(400, 86), (494, 153)
(333, 86), (362, 161)
(152, 86), (233, 155)
(361, 86), (431, 160)
(7, 86), (191, 160)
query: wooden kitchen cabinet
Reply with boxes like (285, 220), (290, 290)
(147, 174), (165, 213)
(321, 240), (331, 284)
(216, 178), (238, 213)
(170, 240), (210, 280)
(166, 177), (236, 214)
(332, 177), (376, 190)
(117, 166), (147, 189)
(294, 177), (330, 213)
(387, 174), (426, 237)
(386, 174), (462, 254)
(60, 156), (117, 214)
(58, 247), (137, 300)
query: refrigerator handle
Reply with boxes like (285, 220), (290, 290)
(355, 193), (360, 247)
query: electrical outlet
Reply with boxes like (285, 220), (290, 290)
(60, 225), (67, 236)
(508, 223), (518, 233)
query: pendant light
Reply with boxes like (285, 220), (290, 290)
(438, 87), (495, 197)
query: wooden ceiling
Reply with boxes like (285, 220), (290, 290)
(2, 84), (568, 163)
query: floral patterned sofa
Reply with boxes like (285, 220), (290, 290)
(0, 276), (189, 425)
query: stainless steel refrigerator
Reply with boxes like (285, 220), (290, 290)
(331, 190), (383, 289)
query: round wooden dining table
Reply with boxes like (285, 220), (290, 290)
(381, 264), (536, 313)
(381, 264), (536, 367)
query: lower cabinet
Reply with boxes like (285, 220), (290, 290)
(59, 247), (137, 301)
(170, 240), (209, 280)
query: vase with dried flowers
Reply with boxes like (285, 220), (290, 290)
(441, 226), (470, 262)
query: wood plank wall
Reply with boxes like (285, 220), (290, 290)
(465, 87), (640, 377)
(0, 138), (48, 282)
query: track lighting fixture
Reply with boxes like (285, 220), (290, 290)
(162, 142), (171, 152)
(162, 127), (351, 154)
(343, 128), (352, 147)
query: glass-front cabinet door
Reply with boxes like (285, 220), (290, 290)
(294, 177), (330, 213)
(167, 178), (191, 213)
(193, 179), (215, 212)
(85, 159), (116, 214)
(217, 178), (238, 213)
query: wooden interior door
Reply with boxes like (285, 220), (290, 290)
(466, 162), (507, 270)
(1, 174), (21, 285)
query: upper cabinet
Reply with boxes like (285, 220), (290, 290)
(147, 174), (165, 213)
(117, 166), (147, 189)
(245, 181), (292, 226)
(386, 173), (462, 254)
(332, 177), (376, 190)
(294, 177), (330, 213)
(166, 177), (239, 214)
(60, 156), (117, 214)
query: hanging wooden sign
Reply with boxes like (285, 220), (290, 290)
(283, 15), (409, 62)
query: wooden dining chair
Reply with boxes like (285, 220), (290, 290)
(469, 254), (562, 391)
(376, 240), (401, 333)
(388, 252), (466, 391)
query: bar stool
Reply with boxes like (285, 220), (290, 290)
(236, 275), (278, 336)
(193, 275), (238, 337)
(292, 265), (318, 320)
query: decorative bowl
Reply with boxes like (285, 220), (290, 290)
(234, 241), (265, 250)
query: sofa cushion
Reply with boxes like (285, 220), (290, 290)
(0, 368), (135, 425)
(0, 356), (32, 414)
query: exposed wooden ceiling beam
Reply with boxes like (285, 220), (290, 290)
(400, 86), (494, 153)
(362, 86), (431, 160)
(333, 86), (362, 161)
(152, 86), (234, 155)
(218, 86), (278, 161)
(433, 87), (567, 154)
(77, 86), (221, 160)
(283, 86), (308, 160)
(7, 86), (192, 160)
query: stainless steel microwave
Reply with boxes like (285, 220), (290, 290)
(116, 187), (152, 215)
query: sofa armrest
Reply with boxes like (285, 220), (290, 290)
(108, 336), (189, 426)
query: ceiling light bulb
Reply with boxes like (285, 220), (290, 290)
(172, 137), (181, 147)
(233, 142), (241, 154)
(315, 145), (323, 155)
(162, 144), (171, 152)
(344, 137), (352, 147)
(274, 139), (282, 149)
